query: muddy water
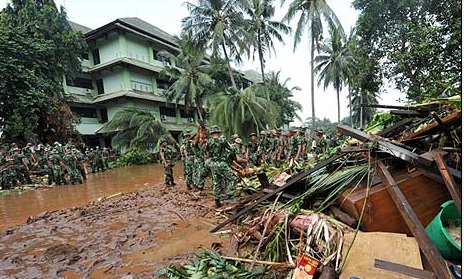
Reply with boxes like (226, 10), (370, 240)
(0, 163), (183, 231)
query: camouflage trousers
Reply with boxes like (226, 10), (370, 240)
(163, 162), (174, 184)
(182, 157), (194, 187)
(209, 160), (236, 201)
(193, 157), (208, 190)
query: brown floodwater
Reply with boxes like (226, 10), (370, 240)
(0, 163), (183, 231)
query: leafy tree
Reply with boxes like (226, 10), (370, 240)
(0, 0), (86, 144)
(207, 85), (279, 141)
(159, 36), (213, 125)
(241, 0), (291, 84)
(266, 71), (302, 127)
(304, 116), (338, 136)
(314, 24), (353, 124)
(182, 0), (248, 89)
(283, 0), (343, 135)
(352, 0), (461, 102)
(102, 108), (172, 153)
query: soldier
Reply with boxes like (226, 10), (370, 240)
(246, 132), (259, 166)
(180, 130), (195, 190)
(287, 127), (303, 163)
(74, 148), (87, 180)
(93, 146), (105, 172)
(231, 138), (248, 170)
(102, 147), (110, 170)
(63, 148), (83, 184)
(192, 125), (208, 191)
(11, 147), (32, 184)
(0, 149), (15, 189)
(205, 125), (236, 208)
(159, 138), (176, 186)
(48, 149), (67, 185)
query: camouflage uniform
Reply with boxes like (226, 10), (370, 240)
(180, 131), (195, 189)
(246, 133), (259, 166)
(205, 125), (235, 207)
(48, 149), (66, 185)
(192, 140), (208, 190)
(11, 148), (32, 184)
(160, 139), (176, 185)
(0, 151), (15, 189)
(63, 150), (83, 184)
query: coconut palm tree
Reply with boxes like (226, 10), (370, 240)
(182, 0), (248, 89)
(351, 89), (379, 129)
(266, 70), (303, 127)
(241, 0), (292, 85)
(314, 24), (353, 123)
(102, 108), (172, 152)
(283, 0), (343, 134)
(159, 36), (213, 125)
(207, 85), (279, 139)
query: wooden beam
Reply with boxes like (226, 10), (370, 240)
(432, 150), (461, 215)
(210, 152), (347, 233)
(338, 125), (433, 167)
(390, 110), (429, 117)
(374, 259), (436, 279)
(377, 118), (414, 137)
(375, 160), (451, 279)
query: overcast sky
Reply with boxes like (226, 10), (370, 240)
(1, 0), (404, 124)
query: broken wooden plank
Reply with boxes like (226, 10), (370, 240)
(262, 188), (295, 199)
(432, 150), (461, 215)
(374, 259), (436, 279)
(390, 109), (429, 117)
(375, 160), (451, 279)
(364, 104), (432, 111)
(377, 118), (414, 137)
(400, 110), (461, 143)
(210, 152), (348, 233)
(338, 125), (433, 167)
(256, 172), (270, 188)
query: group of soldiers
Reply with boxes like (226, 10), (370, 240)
(0, 142), (112, 190)
(171, 125), (335, 208)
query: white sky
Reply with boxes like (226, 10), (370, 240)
(0, 0), (404, 124)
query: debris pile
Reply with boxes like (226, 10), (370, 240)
(158, 96), (461, 278)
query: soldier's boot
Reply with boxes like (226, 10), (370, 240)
(215, 199), (222, 208)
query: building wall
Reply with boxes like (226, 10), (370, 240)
(96, 33), (121, 64)
(126, 35), (150, 63)
(102, 69), (126, 93)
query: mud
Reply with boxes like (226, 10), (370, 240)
(0, 182), (236, 278)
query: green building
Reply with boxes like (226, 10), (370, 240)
(67, 18), (261, 148)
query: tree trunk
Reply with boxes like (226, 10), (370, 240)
(310, 36), (316, 135)
(337, 87), (340, 124)
(221, 41), (237, 90)
(195, 99), (205, 126)
(257, 29), (267, 86)
(348, 84), (353, 127)
(360, 91), (364, 129)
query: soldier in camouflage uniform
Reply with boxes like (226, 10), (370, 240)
(74, 148), (87, 180)
(246, 132), (259, 166)
(160, 138), (176, 186)
(0, 149), (15, 189)
(102, 147), (110, 170)
(11, 147), (32, 184)
(63, 148), (83, 184)
(48, 149), (67, 185)
(192, 125), (208, 190)
(180, 130), (195, 190)
(205, 125), (236, 208)
(287, 128), (304, 163)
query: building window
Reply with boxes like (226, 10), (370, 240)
(66, 77), (93, 89)
(99, 108), (108, 123)
(82, 52), (89, 60)
(92, 48), (101, 65)
(160, 106), (176, 117)
(156, 79), (173, 90)
(180, 108), (194, 118)
(96, 79), (104, 95)
(71, 107), (98, 118)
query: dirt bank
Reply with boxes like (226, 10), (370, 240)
(0, 182), (236, 278)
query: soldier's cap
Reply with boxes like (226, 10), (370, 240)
(183, 130), (192, 137)
(270, 129), (276, 134)
(11, 147), (20, 152)
(54, 141), (60, 145)
(250, 132), (257, 137)
(209, 125), (221, 134)
(27, 143), (33, 146)
(160, 138), (168, 143)
(231, 134), (239, 139)
(289, 127), (298, 132)
(259, 130), (266, 135)
(51, 149), (59, 153)
(234, 138), (243, 144)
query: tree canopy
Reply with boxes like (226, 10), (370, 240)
(0, 0), (87, 144)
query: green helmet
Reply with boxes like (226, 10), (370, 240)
(231, 134), (239, 140)
(209, 125), (221, 134)
(183, 129), (191, 137)
(260, 130), (266, 136)
(234, 138), (243, 144)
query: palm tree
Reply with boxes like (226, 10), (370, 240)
(351, 89), (379, 129)
(182, 0), (247, 89)
(283, 0), (343, 134)
(266, 70), (303, 127)
(159, 36), (213, 125)
(207, 85), (279, 139)
(102, 108), (172, 153)
(241, 0), (292, 85)
(314, 24), (353, 123)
